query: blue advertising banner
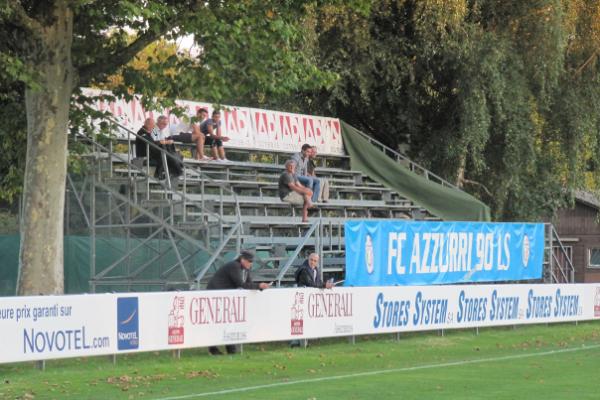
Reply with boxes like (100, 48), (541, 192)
(344, 221), (545, 286)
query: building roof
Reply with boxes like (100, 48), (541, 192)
(574, 190), (600, 210)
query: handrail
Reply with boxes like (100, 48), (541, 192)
(275, 219), (320, 287)
(86, 117), (242, 226)
(113, 119), (242, 222)
(354, 129), (458, 189)
(548, 223), (575, 283)
(192, 219), (243, 286)
(74, 133), (225, 224)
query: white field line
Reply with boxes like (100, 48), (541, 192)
(153, 343), (600, 400)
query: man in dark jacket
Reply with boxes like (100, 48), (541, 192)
(206, 251), (269, 355)
(135, 118), (161, 167)
(295, 253), (333, 289)
(291, 252), (333, 348)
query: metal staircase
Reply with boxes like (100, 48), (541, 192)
(544, 223), (575, 283)
(66, 128), (243, 292)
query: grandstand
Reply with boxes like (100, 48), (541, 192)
(59, 109), (574, 293)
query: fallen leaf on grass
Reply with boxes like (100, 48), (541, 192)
(185, 370), (219, 379)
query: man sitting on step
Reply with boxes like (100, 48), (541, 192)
(152, 115), (183, 178)
(278, 159), (314, 223)
(135, 118), (161, 172)
(291, 143), (320, 203)
(169, 108), (211, 161)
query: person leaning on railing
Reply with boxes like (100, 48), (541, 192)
(294, 252), (333, 289)
(205, 251), (270, 355)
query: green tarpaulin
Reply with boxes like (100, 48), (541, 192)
(0, 235), (212, 296)
(341, 121), (491, 222)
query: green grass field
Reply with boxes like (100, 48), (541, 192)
(2, 321), (600, 400)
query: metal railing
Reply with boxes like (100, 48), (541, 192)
(105, 119), (242, 229)
(275, 219), (322, 287)
(545, 223), (575, 283)
(71, 120), (245, 290)
(355, 129), (458, 189)
(191, 220), (244, 287)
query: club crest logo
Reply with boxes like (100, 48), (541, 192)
(290, 292), (304, 335)
(522, 234), (530, 267)
(365, 234), (374, 274)
(168, 296), (185, 345)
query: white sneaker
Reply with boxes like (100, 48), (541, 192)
(222, 158), (232, 163)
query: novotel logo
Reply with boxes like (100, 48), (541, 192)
(117, 297), (139, 350)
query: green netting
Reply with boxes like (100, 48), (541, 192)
(0, 235), (19, 296)
(0, 235), (213, 296)
(0, 235), (94, 295)
(341, 121), (491, 221)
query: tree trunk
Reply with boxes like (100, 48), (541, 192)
(18, 3), (73, 295)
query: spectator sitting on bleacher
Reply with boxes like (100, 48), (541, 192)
(169, 108), (211, 161)
(291, 144), (320, 203)
(200, 110), (230, 162)
(307, 146), (329, 203)
(152, 115), (183, 178)
(279, 160), (313, 222)
(135, 118), (162, 173)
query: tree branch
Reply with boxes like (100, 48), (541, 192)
(77, 1), (202, 86)
(77, 28), (165, 86)
(574, 49), (598, 77)
(7, 0), (44, 36)
(460, 178), (493, 198)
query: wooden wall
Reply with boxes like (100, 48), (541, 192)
(554, 202), (600, 283)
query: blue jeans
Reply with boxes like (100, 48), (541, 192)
(297, 175), (320, 203)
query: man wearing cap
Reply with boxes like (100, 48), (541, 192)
(206, 251), (269, 355)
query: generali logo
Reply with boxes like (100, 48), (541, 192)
(594, 288), (600, 318)
(290, 292), (304, 335)
(168, 296), (185, 345)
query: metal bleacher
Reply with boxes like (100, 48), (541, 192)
(65, 118), (576, 292)
(64, 119), (445, 293)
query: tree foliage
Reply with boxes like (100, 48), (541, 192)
(0, 0), (335, 294)
(0, 0), (335, 201)
(302, 0), (600, 221)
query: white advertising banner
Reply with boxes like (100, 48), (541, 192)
(2, 284), (600, 364)
(81, 88), (344, 156)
